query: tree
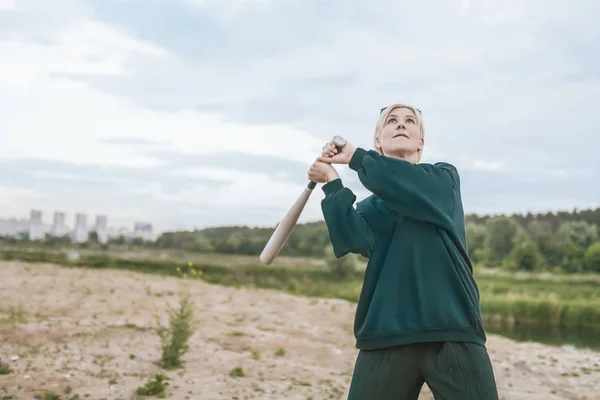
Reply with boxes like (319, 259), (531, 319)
(466, 222), (487, 263)
(484, 217), (520, 266)
(559, 242), (585, 273)
(155, 232), (179, 249)
(526, 220), (560, 266)
(181, 234), (214, 253)
(88, 231), (99, 243)
(110, 235), (126, 245)
(557, 221), (598, 249)
(505, 241), (544, 272)
(583, 242), (600, 273)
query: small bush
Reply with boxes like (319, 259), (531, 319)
(559, 242), (585, 273)
(504, 241), (545, 272)
(156, 292), (195, 369)
(42, 392), (60, 400)
(275, 347), (286, 357)
(0, 357), (12, 375)
(136, 374), (169, 397)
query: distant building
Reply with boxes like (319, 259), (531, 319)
(71, 213), (88, 243)
(50, 211), (69, 237)
(0, 209), (156, 244)
(133, 222), (153, 242)
(28, 209), (45, 240)
(0, 218), (28, 238)
(94, 215), (108, 244)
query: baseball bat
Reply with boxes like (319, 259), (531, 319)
(259, 135), (347, 265)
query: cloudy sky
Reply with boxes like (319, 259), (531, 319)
(1, 0), (598, 233)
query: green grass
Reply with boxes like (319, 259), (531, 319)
(136, 374), (169, 397)
(475, 273), (600, 300)
(2, 247), (599, 330)
(42, 393), (60, 400)
(0, 366), (12, 375)
(0, 243), (330, 268)
(475, 270), (600, 329)
(480, 294), (600, 328)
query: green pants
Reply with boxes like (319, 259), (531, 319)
(347, 341), (499, 400)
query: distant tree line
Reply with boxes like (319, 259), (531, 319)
(466, 214), (599, 273)
(154, 222), (332, 258)
(4, 208), (599, 274)
(151, 208), (600, 274)
(9, 232), (146, 248)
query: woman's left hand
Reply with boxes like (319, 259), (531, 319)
(318, 139), (356, 165)
(308, 160), (338, 183)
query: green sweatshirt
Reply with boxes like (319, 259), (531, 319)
(321, 147), (486, 350)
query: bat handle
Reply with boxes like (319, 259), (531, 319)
(307, 135), (347, 190)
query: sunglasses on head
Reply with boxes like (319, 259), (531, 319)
(380, 106), (422, 115)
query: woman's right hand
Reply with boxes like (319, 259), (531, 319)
(319, 140), (356, 165)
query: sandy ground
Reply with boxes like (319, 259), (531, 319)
(0, 261), (599, 400)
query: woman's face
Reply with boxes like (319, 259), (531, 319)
(376, 107), (423, 161)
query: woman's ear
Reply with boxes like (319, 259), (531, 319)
(374, 134), (382, 152)
(416, 136), (424, 162)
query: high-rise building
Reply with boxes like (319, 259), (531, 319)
(28, 209), (45, 240)
(50, 211), (69, 237)
(0, 218), (27, 238)
(72, 213), (88, 243)
(94, 215), (108, 244)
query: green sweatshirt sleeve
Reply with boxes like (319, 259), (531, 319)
(320, 178), (377, 259)
(348, 147), (458, 231)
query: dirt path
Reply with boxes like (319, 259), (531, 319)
(0, 261), (599, 400)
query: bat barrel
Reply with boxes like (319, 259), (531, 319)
(259, 135), (346, 264)
(259, 185), (314, 264)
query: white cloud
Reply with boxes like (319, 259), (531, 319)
(0, 6), (328, 228)
(147, 166), (320, 210)
(0, 17), (323, 169)
(184, 0), (282, 9)
(29, 171), (130, 185)
(0, 0), (598, 231)
(0, 0), (15, 10)
(469, 160), (506, 172)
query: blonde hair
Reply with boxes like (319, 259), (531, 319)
(374, 103), (425, 161)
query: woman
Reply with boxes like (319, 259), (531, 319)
(308, 103), (499, 399)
